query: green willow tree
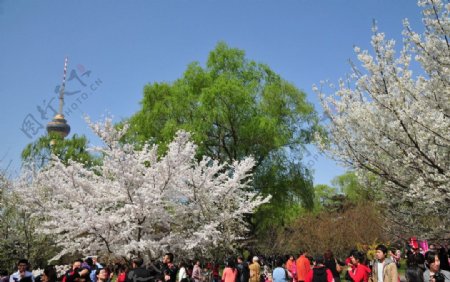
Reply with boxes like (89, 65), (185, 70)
(124, 42), (320, 236)
(313, 183), (337, 211)
(331, 171), (379, 203)
(313, 171), (382, 212)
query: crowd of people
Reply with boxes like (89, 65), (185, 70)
(2, 244), (450, 282)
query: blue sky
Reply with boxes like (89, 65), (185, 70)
(0, 0), (423, 185)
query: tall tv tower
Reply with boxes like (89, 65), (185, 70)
(46, 57), (71, 143)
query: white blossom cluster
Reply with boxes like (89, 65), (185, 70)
(31, 269), (43, 278)
(32, 265), (70, 279)
(315, 0), (449, 237)
(17, 118), (270, 261)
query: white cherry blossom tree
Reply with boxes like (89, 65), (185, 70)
(316, 0), (449, 238)
(17, 118), (270, 261)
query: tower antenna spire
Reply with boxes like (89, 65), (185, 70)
(58, 57), (68, 115)
(47, 57), (71, 142)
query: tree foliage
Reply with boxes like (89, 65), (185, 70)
(312, 171), (380, 213)
(0, 170), (59, 271)
(316, 0), (450, 238)
(126, 42), (318, 163)
(124, 42), (320, 232)
(259, 171), (388, 257)
(313, 184), (337, 211)
(253, 156), (315, 221)
(331, 171), (379, 203)
(16, 118), (270, 261)
(21, 133), (98, 170)
(258, 201), (386, 258)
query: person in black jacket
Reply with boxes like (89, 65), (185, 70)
(161, 253), (177, 282)
(126, 258), (153, 282)
(405, 254), (424, 282)
(411, 248), (426, 272)
(63, 259), (91, 282)
(237, 257), (250, 282)
(438, 245), (450, 272)
(323, 250), (341, 282)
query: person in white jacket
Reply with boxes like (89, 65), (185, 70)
(178, 262), (188, 282)
(9, 259), (34, 282)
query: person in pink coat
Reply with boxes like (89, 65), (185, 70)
(222, 258), (238, 282)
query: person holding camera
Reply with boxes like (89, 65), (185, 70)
(62, 259), (91, 282)
(423, 251), (450, 282)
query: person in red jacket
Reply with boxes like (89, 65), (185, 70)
(296, 250), (311, 282)
(116, 266), (127, 282)
(305, 256), (333, 282)
(347, 252), (371, 282)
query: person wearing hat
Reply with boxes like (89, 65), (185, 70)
(249, 257), (261, 282)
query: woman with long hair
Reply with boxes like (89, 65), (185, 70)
(41, 266), (57, 282)
(222, 258), (238, 282)
(178, 262), (188, 282)
(423, 251), (450, 282)
(406, 254), (424, 282)
(324, 250), (342, 282)
(286, 255), (297, 282)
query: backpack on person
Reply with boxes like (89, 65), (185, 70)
(312, 268), (328, 282)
